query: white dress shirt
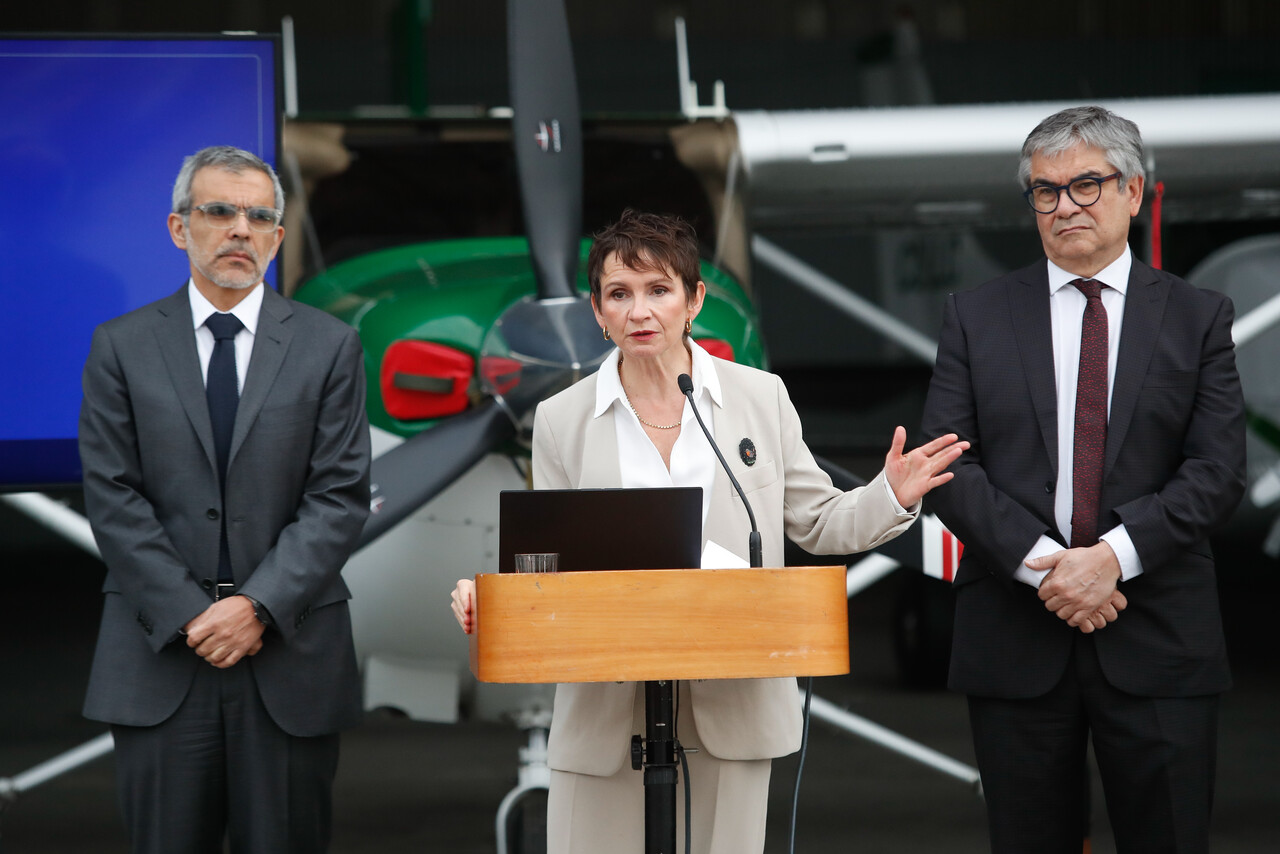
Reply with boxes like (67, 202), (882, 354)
(595, 340), (720, 530)
(188, 281), (264, 394)
(1015, 246), (1144, 587)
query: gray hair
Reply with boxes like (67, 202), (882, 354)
(1017, 106), (1145, 188)
(171, 145), (285, 215)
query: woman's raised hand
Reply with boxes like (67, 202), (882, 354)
(883, 427), (969, 509)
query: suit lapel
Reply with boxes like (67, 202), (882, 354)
(1105, 260), (1167, 474)
(153, 286), (219, 475)
(704, 369), (745, 559)
(229, 287), (294, 468)
(578, 403), (623, 488)
(1009, 263), (1059, 473)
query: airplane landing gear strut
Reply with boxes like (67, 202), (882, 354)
(496, 709), (551, 854)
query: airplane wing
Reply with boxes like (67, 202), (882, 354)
(732, 94), (1280, 228)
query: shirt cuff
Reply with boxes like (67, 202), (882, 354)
(880, 475), (918, 517)
(1100, 525), (1144, 581)
(1014, 535), (1063, 588)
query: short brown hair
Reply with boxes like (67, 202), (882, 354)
(587, 210), (702, 307)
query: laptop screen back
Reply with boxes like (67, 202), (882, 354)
(498, 487), (702, 573)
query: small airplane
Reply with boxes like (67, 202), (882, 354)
(5, 4), (1280, 852)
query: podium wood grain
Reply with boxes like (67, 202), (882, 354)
(469, 567), (849, 683)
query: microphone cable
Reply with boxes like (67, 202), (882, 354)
(788, 676), (815, 854)
(679, 743), (693, 854)
(674, 682), (693, 854)
(677, 373), (761, 566)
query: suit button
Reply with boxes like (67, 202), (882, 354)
(207, 508), (220, 520)
(1044, 481), (1055, 493)
(201, 578), (214, 590)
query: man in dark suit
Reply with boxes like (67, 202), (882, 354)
(78, 146), (371, 852)
(921, 107), (1246, 852)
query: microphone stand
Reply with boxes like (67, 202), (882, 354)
(635, 374), (769, 854)
(680, 372), (814, 854)
(635, 681), (678, 854)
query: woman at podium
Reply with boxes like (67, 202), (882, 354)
(452, 210), (964, 854)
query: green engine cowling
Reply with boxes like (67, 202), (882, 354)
(294, 237), (766, 440)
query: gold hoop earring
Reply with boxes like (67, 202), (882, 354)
(684, 319), (692, 334)
(603, 328), (611, 340)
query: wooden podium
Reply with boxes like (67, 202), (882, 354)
(469, 566), (850, 683)
(469, 566), (850, 854)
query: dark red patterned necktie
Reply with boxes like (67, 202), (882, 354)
(1071, 279), (1107, 548)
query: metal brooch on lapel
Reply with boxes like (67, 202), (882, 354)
(739, 438), (757, 467)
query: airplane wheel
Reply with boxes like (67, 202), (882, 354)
(892, 573), (954, 688)
(502, 787), (548, 854)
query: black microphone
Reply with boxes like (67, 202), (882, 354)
(678, 373), (763, 567)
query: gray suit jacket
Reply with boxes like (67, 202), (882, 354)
(79, 285), (370, 737)
(533, 355), (917, 775)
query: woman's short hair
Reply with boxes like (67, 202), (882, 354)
(587, 209), (702, 306)
(1018, 105), (1145, 188)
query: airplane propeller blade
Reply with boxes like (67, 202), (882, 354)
(358, 400), (517, 548)
(508, 0), (583, 300)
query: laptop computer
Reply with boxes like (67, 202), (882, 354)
(498, 487), (703, 573)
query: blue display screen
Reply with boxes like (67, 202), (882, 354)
(0, 35), (279, 487)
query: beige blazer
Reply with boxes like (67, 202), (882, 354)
(533, 356), (917, 776)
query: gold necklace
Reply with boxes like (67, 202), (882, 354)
(618, 359), (682, 430)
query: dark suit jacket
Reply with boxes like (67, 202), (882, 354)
(921, 257), (1245, 700)
(79, 285), (371, 736)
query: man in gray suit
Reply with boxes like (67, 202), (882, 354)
(78, 146), (371, 852)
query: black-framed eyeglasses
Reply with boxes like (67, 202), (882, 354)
(1023, 172), (1122, 214)
(187, 202), (283, 232)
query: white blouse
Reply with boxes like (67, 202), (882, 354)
(593, 339), (720, 537)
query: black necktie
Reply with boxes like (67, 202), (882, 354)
(205, 313), (243, 583)
(205, 313), (244, 483)
(1070, 279), (1108, 548)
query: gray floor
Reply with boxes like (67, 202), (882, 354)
(1, 505), (1277, 853)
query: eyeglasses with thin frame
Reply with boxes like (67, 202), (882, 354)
(187, 202), (283, 233)
(1023, 172), (1123, 214)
